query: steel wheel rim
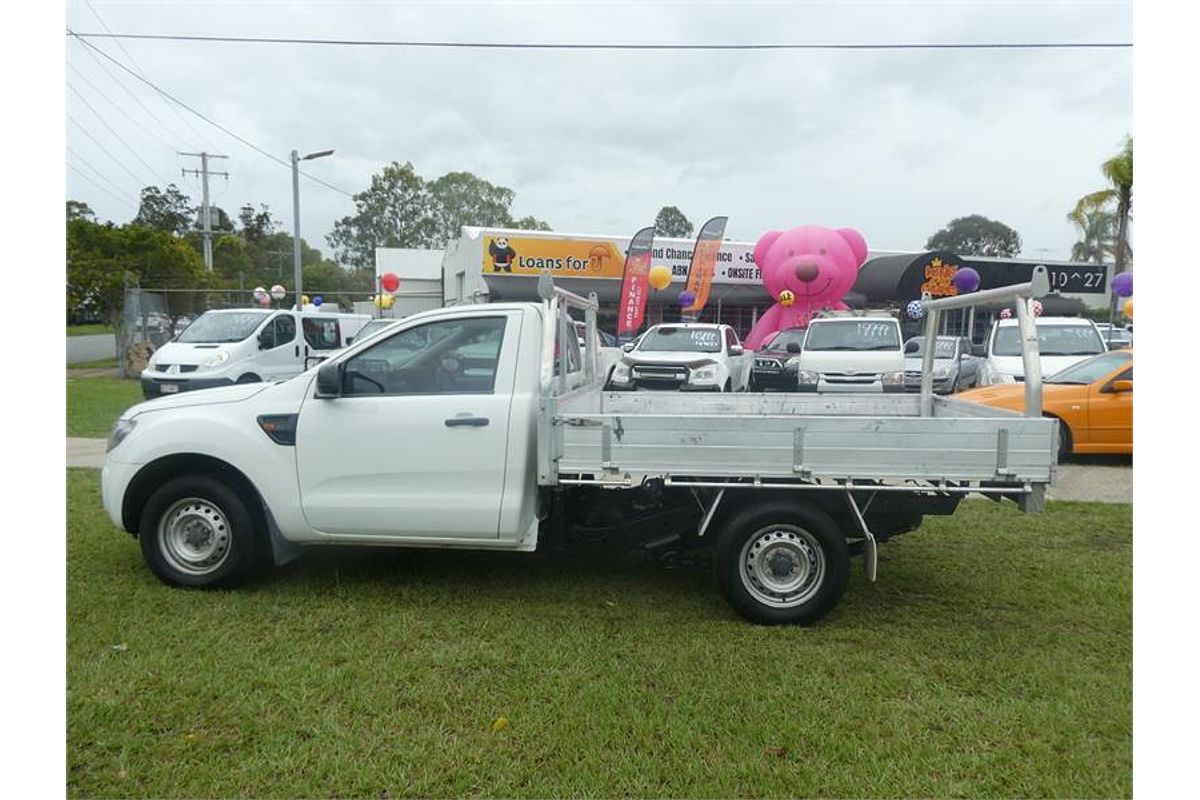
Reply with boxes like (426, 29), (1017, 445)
(739, 525), (826, 608)
(158, 497), (232, 576)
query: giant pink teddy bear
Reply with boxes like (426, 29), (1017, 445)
(743, 225), (869, 350)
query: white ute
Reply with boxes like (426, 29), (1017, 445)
(103, 276), (1059, 625)
(790, 313), (905, 393)
(606, 323), (751, 392)
(977, 316), (1106, 386)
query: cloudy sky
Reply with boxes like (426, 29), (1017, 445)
(64, 0), (1132, 259)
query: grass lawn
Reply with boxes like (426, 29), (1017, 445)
(66, 468), (1131, 799)
(67, 376), (143, 438)
(67, 357), (120, 370)
(67, 323), (115, 336)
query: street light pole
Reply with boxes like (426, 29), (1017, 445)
(290, 148), (335, 312)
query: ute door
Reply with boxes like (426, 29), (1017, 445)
(295, 310), (520, 539)
(1087, 365), (1133, 451)
(254, 313), (302, 379)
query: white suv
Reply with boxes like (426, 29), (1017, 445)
(977, 316), (1107, 385)
(790, 314), (905, 393)
(607, 323), (750, 392)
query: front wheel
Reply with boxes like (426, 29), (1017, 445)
(138, 475), (265, 588)
(715, 502), (849, 625)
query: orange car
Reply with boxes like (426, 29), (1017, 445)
(957, 350), (1132, 456)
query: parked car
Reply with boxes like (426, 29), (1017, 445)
(1096, 325), (1133, 350)
(976, 316), (1107, 385)
(902, 336), (980, 394)
(749, 328), (806, 391)
(346, 318), (400, 345)
(959, 350), (1132, 456)
(140, 308), (371, 399)
(790, 313), (905, 393)
(606, 322), (750, 392)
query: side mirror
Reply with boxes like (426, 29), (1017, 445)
(786, 342), (801, 354)
(315, 360), (343, 398)
(729, 344), (744, 356)
(1108, 379), (1133, 393)
(345, 336), (355, 345)
(622, 343), (635, 353)
(972, 344), (986, 357)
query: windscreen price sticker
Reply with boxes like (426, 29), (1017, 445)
(690, 330), (721, 349)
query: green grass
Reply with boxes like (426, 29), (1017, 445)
(67, 376), (142, 438)
(67, 357), (120, 370)
(66, 468), (1131, 799)
(67, 323), (115, 336)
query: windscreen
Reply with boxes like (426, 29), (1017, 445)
(764, 329), (807, 351)
(804, 320), (900, 351)
(993, 324), (1105, 357)
(905, 338), (958, 358)
(176, 312), (268, 343)
(637, 326), (722, 353)
(1045, 350), (1132, 384)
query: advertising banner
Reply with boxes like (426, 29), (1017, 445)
(617, 227), (656, 337)
(682, 216), (729, 317)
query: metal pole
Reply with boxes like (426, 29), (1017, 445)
(919, 307), (940, 417)
(1014, 297), (1043, 418)
(291, 149), (302, 313)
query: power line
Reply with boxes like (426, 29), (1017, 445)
(67, 162), (135, 208)
(67, 111), (150, 188)
(66, 145), (136, 199)
(83, 0), (216, 150)
(67, 81), (173, 185)
(68, 31), (355, 198)
(67, 62), (178, 152)
(65, 31), (1133, 50)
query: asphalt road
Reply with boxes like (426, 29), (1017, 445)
(67, 334), (116, 364)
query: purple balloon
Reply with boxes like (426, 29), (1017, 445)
(952, 267), (981, 293)
(1112, 272), (1133, 298)
(679, 290), (697, 308)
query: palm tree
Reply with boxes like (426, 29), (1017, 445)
(1067, 208), (1129, 265)
(1070, 136), (1133, 274)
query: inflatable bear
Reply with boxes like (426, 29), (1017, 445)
(743, 225), (868, 350)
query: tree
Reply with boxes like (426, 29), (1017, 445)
(132, 184), (196, 235)
(238, 203), (277, 241)
(510, 215), (552, 231)
(67, 200), (95, 222)
(1071, 136), (1132, 275)
(327, 161), (434, 269)
(427, 171), (516, 246)
(925, 215), (1022, 257)
(1067, 209), (1123, 265)
(654, 206), (693, 238)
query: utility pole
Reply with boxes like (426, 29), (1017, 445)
(180, 151), (230, 271)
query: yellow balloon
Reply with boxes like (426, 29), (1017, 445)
(648, 264), (673, 291)
(1122, 298), (1133, 319)
(374, 294), (394, 310)
(301, 295), (310, 305)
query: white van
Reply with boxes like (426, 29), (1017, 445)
(976, 316), (1107, 385)
(140, 308), (370, 399)
(792, 313), (905, 393)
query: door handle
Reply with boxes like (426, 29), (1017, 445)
(444, 415), (489, 428)
(295, 345), (300, 357)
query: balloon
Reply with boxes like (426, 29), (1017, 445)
(779, 289), (795, 308)
(678, 290), (697, 308)
(906, 300), (924, 320)
(1032, 299), (1044, 317)
(952, 267), (980, 293)
(381, 272), (401, 293)
(301, 295), (310, 306)
(648, 264), (672, 291)
(252, 286), (267, 302)
(313, 296), (323, 307)
(1112, 272), (1133, 298)
(999, 308), (1013, 319)
(375, 294), (395, 311)
(1123, 298), (1133, 319)
(259, 294), (271, 307)
(270, 284), (286, 300)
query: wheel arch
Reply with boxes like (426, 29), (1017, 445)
(1043, 412), (1073, 457)
(121, 453), (267, 537)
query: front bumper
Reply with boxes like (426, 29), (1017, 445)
(141, 374), (235, 399)
(904, 376), (957, 394)
(750, 370), (795, 391)
(100, 456), (142, 533)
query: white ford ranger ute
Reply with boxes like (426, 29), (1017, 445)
(102, 282), (1058, 626)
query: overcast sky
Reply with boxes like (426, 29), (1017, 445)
(64, 0), (1132, 260)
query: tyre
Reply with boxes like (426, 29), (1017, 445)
(138, 475), (266, 588)
(722, 379), (732, 393)
(1056, 418), (1073, 461)
(714, 501), (850, 625)
(236, 373), (261, 384)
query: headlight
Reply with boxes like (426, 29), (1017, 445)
(610, 363), (631, 383)
(106, 418), (137, 452)
(755, 358), (782, 370)
(199, 352), (230, 371)
(691, 366), (719, 381)
(146, 351), (159, 370)
(795, 370), (819, 385)
(881, 371), (905, 386)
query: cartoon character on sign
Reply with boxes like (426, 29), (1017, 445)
(588, 243), (615, 273)
(743, 225), (869, 350)
(488, 237), (517, 272)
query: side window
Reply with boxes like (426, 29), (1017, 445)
(343, 316), (507, 396)
(1113, 367), (1132, 382)
(724, 327), (739, 351)
(303, 318), (341, 351)
(272, 315), (296, 348)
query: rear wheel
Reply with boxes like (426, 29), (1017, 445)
(138, 475), (265, 588)
(715, 501), (849, 625)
